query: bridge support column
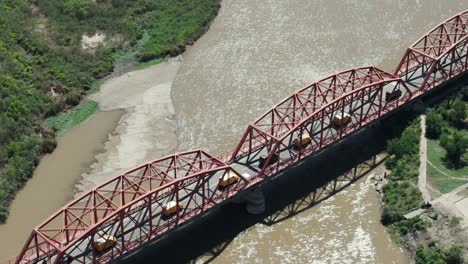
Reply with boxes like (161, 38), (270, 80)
(245, 188), (265, 215)
(412, 99), (426, 113)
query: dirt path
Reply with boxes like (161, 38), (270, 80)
(427, 160), (468, 180)
(432, 183), (468, 227)
(419, 115), (431, 202)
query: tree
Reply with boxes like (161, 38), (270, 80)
(386, 124), (420, 162)
(381, 206), (400, 225)
(440, 131), (467, 168)
(447, 99), (466, 128)
(426, 110), (444, 139)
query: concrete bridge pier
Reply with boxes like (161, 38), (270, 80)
(245, 187), (266, 215)
(230, 187), (266, 214)
(412, 99), (426, 113)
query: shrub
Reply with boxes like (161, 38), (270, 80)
(65, 91), (82, 107)
(444, 245), (463, 264)
(381, 207), (400, 225)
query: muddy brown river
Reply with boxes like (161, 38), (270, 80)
(2, 0), (468, 262)
(0, 111), (123, 260)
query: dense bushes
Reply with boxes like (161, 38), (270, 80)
(416, 242), (463, 264)
(137, 0), (221, 61)
(0, 0), (220, 222)
(382, 181), (423, 214)
(381, 120), (424, 234)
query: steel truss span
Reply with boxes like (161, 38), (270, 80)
(13, 9), (468, 264)
(396, 10), (468, 93)
(16, 150), (250, 263)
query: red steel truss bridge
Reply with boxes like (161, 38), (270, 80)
(11, 9), (468, 264)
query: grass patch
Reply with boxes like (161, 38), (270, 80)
(43, 100), (98, 134)
(427, 139), (468, 178)
(426, 139), (468, 193)
(449, 216), (461, 228)
(130, 58), (164, 72)
(427, 164), (467, 193)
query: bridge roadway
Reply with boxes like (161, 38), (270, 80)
(10, 8), (468, 264)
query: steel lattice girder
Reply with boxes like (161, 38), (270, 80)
(16, 150), (249, 264)
(231, 66), (412, 163)
(395, 10), (468, 93)
(258, 77), (411, 177)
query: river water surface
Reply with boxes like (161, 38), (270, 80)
(2, 0), (468, 262)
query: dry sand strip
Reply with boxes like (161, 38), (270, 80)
(76, 57), (182, 194)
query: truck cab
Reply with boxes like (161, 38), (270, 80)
(93, 235), (117, 253)
(162, 201), (183, 217)
(333, 112), (351, 128)
(219, 171), (239, 188)
(293, 134), (311, 148)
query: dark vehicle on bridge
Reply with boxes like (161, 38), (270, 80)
(385, 90), (402, 102)
(258, 153), (279, 168)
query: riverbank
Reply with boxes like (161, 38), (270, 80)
(0, 0), (223, 224)
(377, 113), (467, 262)
(0, 110), (123, 260)
(0, 58), (183, 260)
(0, 0), (222, 258)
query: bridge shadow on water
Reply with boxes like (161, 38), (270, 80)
(115, 108), (420, 264)
(116, 75), (468, 264)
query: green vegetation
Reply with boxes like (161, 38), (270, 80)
(387, 216), (427, 239)
(382, 181), (423, 214)
(43, 100), (98, 134)
(129, 58), (164, 72)
(0, 0), (220, 222)
(426, 110), (444, 139)
(381, 115), (465, 263)
(449, 216), (461, 228)
(381, 119), (426, 240)
(382, 119), (423, 218)
(425, 88), (468, 193)
(439, 131), (467, 169)
(416, 241), (463, 264)
(427, 140), (468, 179)
(427, 161), (467, 194)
